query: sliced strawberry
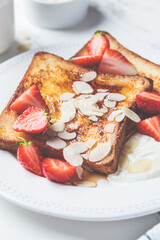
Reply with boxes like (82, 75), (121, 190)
(136, 115), (160, 142)
(17, 137), (43, 176)
(97, 49), (137, 75)
(42, 158), (76, 183)
(136, 91), (160, 114)
(13, 106), (49, 134)
(10, 84), (49, 113)
(71, 55), (102, 68)
(87, 30), (110, 56)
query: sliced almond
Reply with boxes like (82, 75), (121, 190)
(63, 146), (83, 166)
(95, 92), (109, 101)
(119, 153), (129, 170)
(123, 138), (140, 154)
(89, 142), (112, 162)
(81, 71), (97, 82)
(73, 180), (96, 188)
(81, 153), (89, 160)
(60, 109), (76, 123)
(60, 102), (76, 123)
(122, 107), (141, 123)
(58, 130), (76, 140)
(68, 123), (78, 130)
(85, 139), (96, 149)
(46, 128), (57, 137)
(69, 142), (87, 154)
(97, 89), (108, 93)
(115, 112), (125, 122)
(128, 159), (152, 174)
(76, 166), (83, 179)
(18, 42), (32, 52)
(104, 123), (115, 133)
(60, 92), (75, 101)
(88, 115), (98, 121)
(104, 99), (116, 108)
(46, 137), (66, 150)
(108, 93), (126, 101)
(51, 121), (65, 132)
(108, 110), (122, 121)
(73, 81), (93, 94)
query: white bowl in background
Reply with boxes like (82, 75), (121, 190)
(0, 0), (14, 54)
(21, 0), (89, 29)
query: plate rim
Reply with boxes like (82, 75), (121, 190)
(0, 40), (160, 222)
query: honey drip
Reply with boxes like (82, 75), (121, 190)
(72, 169), (107, 187)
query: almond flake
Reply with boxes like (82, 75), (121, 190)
(51, 121), (65, 132)
(104, 123), (115, 133)
(68, 123), (78, 130)
(97, 89), (108, 93)
(81, 153), (89, 160)
(73, 81), (93, 94)
(73, 180), (96, 188)
(60, 109), (76, 123)
(104, 99), (116, 108)
(58, 130), (76, 140)
(108, 110), (122, 121)
(69, 142), (87, 153)
(46, 137), (66, 150)
(119, 153), (129, 170)
(85, 139), (96, 149)
(108, 93), (126, 101)
(46, 128), (57, 137)
(60, 92), (75, 101)
(88, 115), (98, 121)
(81, 71), (97, 82)
(115, 112), (125, 122)
(95, 92), (109, 101)
(128, 159), (152, 173)
(76, 166), (83, 179)
(89, 142), (112, 162)
(122, 107), (141, 123)
(63, 146), (83, 166)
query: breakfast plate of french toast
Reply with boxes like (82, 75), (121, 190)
(0, 31), (159, 221)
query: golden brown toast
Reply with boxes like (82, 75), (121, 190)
(73, 31), (160, 93)
(0, 52), (152, 174)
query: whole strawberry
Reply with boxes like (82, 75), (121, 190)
(17, 137), (43, 176)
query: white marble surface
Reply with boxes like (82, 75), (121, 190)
(0, 0), (160, 239)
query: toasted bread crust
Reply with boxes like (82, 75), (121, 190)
(0, 52), (152, 174)
(73, 31), (160, 93)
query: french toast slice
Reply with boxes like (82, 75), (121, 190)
(0, 52), (152, 174)
(73, 31), (160, 93)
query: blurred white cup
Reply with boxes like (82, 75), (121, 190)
(0, 0), (14, 54)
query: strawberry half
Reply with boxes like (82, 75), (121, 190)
(42, 158), (76, 183)
(136, 115), (160, 142)
(136, 91), (160, 114)
(97, 49), (137, 75)
(87, 30), (110, 56)
(10, 84), (49, 113)
(17, 137), (43, 176)
(71, 55), (102, 68)
(13, 106), (49, 134)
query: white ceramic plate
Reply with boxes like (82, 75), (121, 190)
(0, 40), (160, 222)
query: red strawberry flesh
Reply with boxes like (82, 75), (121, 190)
(42, 158), (76, 183)
(13, 106), (48, 134)
(87, 31), (110, 56)
(17, 139), (43, 176)
(98, 49), (137, 75)
(136, 91), (160, 114)
(72, 55), (102, 68)
(10, 84), (49, 113)
(136, 115), (160, 142)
